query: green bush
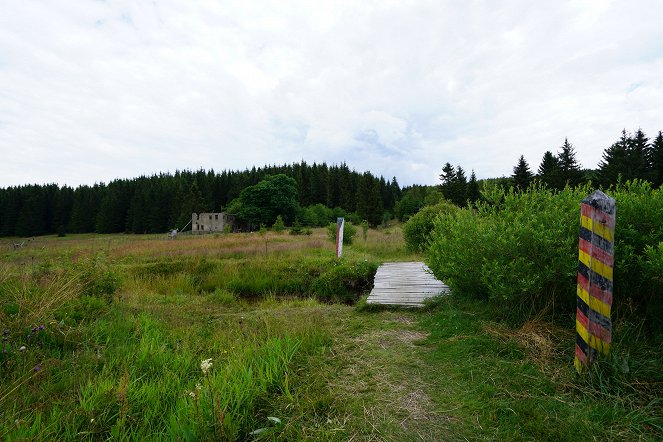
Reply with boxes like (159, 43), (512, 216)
(302, 204), (336, 227)
(272, 215), (286, 232)
(311, 259), (379, 303)
(326, 221), (357, 245)
(402, 201), (458, 252)
(427, 181), (663, 323)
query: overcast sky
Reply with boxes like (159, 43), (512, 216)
(1, 0), (661, 188)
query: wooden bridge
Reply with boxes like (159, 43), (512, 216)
(366, 262), (450, 307)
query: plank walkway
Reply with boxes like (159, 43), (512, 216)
(366, 262), (450, 307)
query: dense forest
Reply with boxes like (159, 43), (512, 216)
(0, 162), (400, 237)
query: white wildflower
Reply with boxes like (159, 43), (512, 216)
(90, 418), (95, 423)
(200, 358), (213, 375)
(195, 383), (202, 391)
(188, 391), (196, 399)
(19, 346), (26, 352)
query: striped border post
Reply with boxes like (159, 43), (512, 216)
(336, 217), (344, 258)
(575, 190), (616, 374)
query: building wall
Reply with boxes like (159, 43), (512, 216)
(192, 212), (228, 233)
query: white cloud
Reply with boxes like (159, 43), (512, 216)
(0, 0), (661, 187)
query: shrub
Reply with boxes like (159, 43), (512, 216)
(302, 204), (335, 227)
(427, 181), (663, 323)
(289, 220), (304, 235)
(402, 201), (458, 253)
(311, 259), (379, 303)
(326, 221), (357, 245)
(272, 215), (285, 233)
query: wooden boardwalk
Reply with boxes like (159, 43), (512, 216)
(366, 262), (450, 307)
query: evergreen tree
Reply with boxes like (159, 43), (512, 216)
(439, 163), (456, 187)
(651, 131), (663, 187)
(512, 155), (533, 191)
(439, 163), (456, 203)
(466, 170), (481, 204)
(628, 128), (650, 181)
(557, 138), (584, 187)
(598, 130), (630, 187)
(537, 151), (562, 190)
(451, 166), (468, 206)
(355, 172), (384, 226)
(15, 186), (47, 236)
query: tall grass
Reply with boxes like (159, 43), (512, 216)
(1, 226), (398, 439)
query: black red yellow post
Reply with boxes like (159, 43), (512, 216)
(575, 190), (616, 374)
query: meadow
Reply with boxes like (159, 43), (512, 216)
(1, 226), (661, 440)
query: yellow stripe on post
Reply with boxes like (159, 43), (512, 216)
(578, 249), (613, 280)
(589, 336), (610, 353)
(589, 296), (611, 318)
(576, 319), (589, 344)
(577, 284), (590, 306)
(580, 215), (614, 242)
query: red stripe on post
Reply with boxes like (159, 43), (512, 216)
(577, 273), (590, 291)
(581, 204), (616, 229)
(588, 321), (612, 343)
(576, 307), (589, 329)
(579, 238), (614, 267)
(575, 344), (587, 363)
(590, 284), (613, 306)
(580, 204), (593, 218)
(591, 211), (615, 230)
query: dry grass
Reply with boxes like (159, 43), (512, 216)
(482, 319), (574, 376)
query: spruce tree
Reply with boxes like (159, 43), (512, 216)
(537, 151), (562, 190)
(557, 138), (584, 187)
(512, 155), (533, 191)
(651, 131), (663, 187)
(439, 162), (457, 203)
(628, 128), (650, 181)
(452, 166), (468, 206)
(466, 170), (481, 204)
(598, 130), (630, 187)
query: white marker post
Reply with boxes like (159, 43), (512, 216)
(336, 217), (344, 258)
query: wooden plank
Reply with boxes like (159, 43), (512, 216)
(366, 261), (450, 307)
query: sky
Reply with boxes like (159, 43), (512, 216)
(1, 0), (662, 188)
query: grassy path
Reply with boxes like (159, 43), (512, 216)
(324, 310), (448, 440)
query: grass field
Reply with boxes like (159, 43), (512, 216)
(1, 228), (660, 440)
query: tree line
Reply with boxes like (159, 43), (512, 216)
(438, 129), (663, 205)
(0, 162), (401, 237)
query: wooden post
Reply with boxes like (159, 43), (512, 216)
(336, 217), (344, 258)
(575, 190), (616, 374)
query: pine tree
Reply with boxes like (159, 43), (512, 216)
(598, 130), (630, 187)
(512, 155), (533, 191)
(537, 151), (562, 190)
(439, 163), (456, 203)
(451, 166), (468, 206)
(557, 138), (584, 187)
(439, 163), (456, 186)
(466, 170), (481, 204)
(628, 128), (650, 181)
(651, 131), (663, 187)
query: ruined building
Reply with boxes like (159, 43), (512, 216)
(191, 213), (233, 234)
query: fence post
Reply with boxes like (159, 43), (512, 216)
(575, 190), (616, 374)
(336, 217), (344, 258)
